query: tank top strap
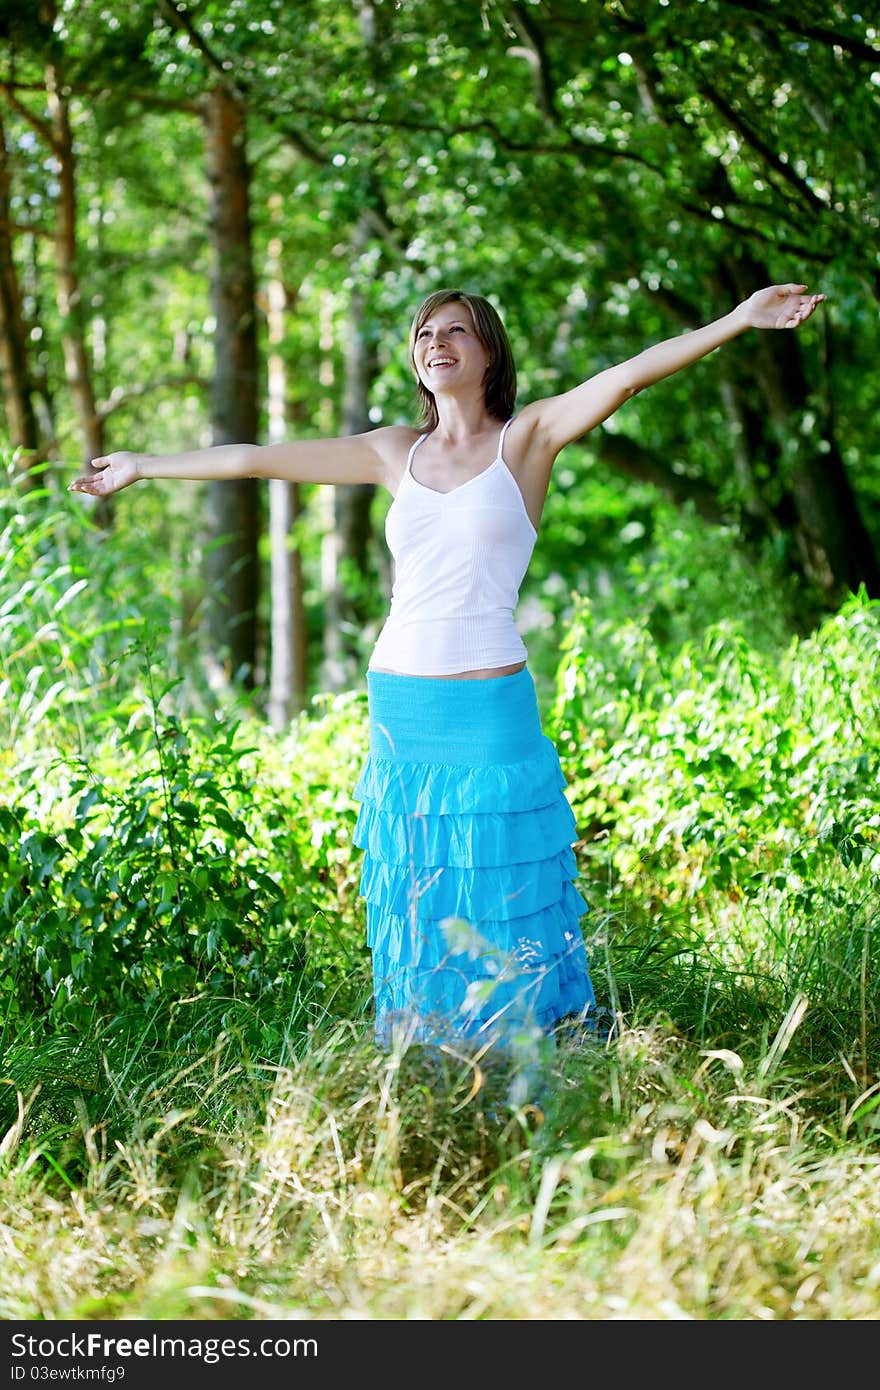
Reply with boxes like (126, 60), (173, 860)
(497, 415), (515, 460)
(405, 432), (429, 477)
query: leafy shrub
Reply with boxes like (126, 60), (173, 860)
(1, 709), (308, 1029)
(550, 589), (880, 1052)
(0, 459), (374, 1035)
(0, 458), (218, 752)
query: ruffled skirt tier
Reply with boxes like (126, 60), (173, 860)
(354, 668), (595, 1048)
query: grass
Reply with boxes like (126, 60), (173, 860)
(3, 963), (880, 1322)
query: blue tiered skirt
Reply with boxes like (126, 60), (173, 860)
(353, 667), (595, 1050)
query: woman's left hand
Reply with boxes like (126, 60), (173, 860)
(743, 283), (826, 331)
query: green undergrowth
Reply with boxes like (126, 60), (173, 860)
(549, 590), (880, 1076)
(3, 468), (880, 1318)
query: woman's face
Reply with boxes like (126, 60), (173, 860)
(413, 301), (490, 398)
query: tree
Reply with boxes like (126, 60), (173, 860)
(1, 5), (105, 492)
(265, 196), (308, 726)
(0, 109), (40, 465)
(202, 80), (261, 686)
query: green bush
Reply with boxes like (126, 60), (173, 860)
(0, 460), (374, 1036)
(550, 589), (880, 1054)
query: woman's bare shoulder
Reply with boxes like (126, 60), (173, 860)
(503, 404), (552, 476)
(370, 423), (423, 451)
(368, 424), (424, 489)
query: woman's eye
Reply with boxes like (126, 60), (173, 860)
(417, 323), (465, 339)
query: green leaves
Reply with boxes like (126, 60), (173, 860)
(823, 820), (871, 871)
(550, 588), (880, 1046)
(0, 617), (378, 1035)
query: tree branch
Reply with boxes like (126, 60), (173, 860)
(11, 221), (51, 238)
(508, 1), (560, 120)
(724, 1), (880, 64)
(697, 77), (827, 217)
(96, 373), (210, 421)
(157, 0), (407, 256)
(0, 76), (200, 114)
(675, 194), (833, 263)
(273, 100), (665, 172)
(157, 0), (327, 166)
(157, 0), (232, 88)
(593, 427), (728, 524)
(493, 6), (829, 264)
(625, 45), (834, 258)
(0, 82), (56, 148)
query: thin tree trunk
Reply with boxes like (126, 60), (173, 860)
(203, 82), (260, 687)
(266, 206), (307, 729)
(0, 112), (40, 469)
(21, 218), (57, 451)
(45, 63), (103, 472)
(321, 221), (377, 691)
(320, 5), (382, 691)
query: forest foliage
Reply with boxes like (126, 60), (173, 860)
(1, 0), (879, 702)
(1, 471), (877, 1081)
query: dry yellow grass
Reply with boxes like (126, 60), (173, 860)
(3, 1017), (880, 1321)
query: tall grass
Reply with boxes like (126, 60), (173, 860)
(4, 1005), (880, 1320)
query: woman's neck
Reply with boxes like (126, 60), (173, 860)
(431, 396), (497, 442)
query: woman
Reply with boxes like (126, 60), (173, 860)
(69, 282), (826, 1075)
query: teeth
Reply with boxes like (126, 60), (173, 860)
(429, 357), (455, 366)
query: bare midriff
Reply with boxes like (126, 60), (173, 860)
(370, 659), (527, 681)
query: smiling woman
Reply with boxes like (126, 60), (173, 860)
(357, 292), (595, 1085)
(68, 278), (825, 1107)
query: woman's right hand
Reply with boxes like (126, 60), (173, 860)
(67, 451), (145, 497)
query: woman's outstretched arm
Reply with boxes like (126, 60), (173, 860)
(521, 283), (826, 459)
(67, 426), (409, 498)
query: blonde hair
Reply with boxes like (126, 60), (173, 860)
(408, 289), (516, 429)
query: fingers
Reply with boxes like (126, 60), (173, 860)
(68, 475), (106, 494)
(778, 284), (825, 303)
(68, 456), (110, 492)
(783, 292), (826, 328)
(792, 288), (826, 306)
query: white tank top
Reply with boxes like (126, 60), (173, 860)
(369, 417), (538, 676)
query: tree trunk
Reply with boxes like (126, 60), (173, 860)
(203, 83), (260, 688)
(320, 224), (377, 691)
(45, 64), (103, 473)
(0, 112), (41, 470)
(265, 209), (308, 729)
(724, 252), (880, 602)
(320, 7), (382, 691)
